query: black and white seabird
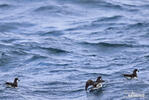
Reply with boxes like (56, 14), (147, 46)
(85, 76), (105, 91)
(5, 78), (20, 88)
(123, 69), (139, 79)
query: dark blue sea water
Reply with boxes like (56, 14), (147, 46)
(0, 0), (149, 100)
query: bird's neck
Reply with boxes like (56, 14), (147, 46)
(13, 80), (18, 85)
(133, 72), (137, 76)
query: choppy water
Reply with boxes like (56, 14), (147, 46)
(0, 0), (149, 100)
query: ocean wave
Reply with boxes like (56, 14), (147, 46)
(99, 2), (123, 10)
(33, 4), (80, 17)
(0, 22), (34, 32)
(93, 16), (122, 22)
(34, 5), (60, 12)
(46, 81), (71, 86)
(0, 52), (12, 66)
(40, 30), (64, 36)
(60, 88), (84, 94)
(57, 0), (122, 9)
(0, 4), (11, 8)
(127, 22), (149, 29)
(37, 62), (69, 67)
(50, 69), (81, 73)
(0, 23), (17, 32)
(24, 54), (47, 63)
(81, 41), (133, 48)
(10, 49), (28, 56)
(40, 47), (69, 54)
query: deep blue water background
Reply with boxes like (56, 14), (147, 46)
(0, 0), (149, 100)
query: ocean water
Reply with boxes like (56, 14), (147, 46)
(0, 0), (149, 100)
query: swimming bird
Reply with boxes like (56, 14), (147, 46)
(5, 78), (19, 88)
(85, 76), (105, 91)
(123, 69), (139, 79)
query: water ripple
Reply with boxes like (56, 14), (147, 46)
(0, 0), (149, 100)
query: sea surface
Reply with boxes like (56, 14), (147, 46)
(0, 0), (149, 100)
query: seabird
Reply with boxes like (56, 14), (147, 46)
(123, 69), (139, 79)
(5, 78), (19, 88)
(85, 76), (104, 91)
